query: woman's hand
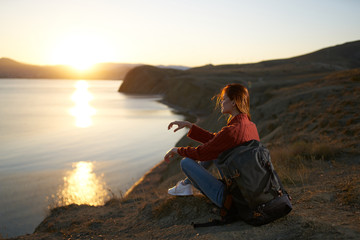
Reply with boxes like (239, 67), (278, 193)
(164, 147), (178, 163)
(168, 121), (193, 132)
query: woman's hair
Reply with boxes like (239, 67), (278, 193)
(216, 83), (251, 120)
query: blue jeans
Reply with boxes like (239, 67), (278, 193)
(180, 158), (225, 207)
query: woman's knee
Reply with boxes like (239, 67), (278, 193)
(180, 158), (195, 171)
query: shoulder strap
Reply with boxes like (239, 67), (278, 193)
(272, 169), (289, 196)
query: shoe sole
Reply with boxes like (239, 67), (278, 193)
(168, 192), (193, 196)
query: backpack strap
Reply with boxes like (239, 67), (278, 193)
(272, 169), (291, 199)
(192, 182), (237, 228)
(192, 219), (227, 228)
(220, 192), (233, 218)
(265, 158), (291, 198)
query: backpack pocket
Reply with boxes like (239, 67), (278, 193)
(242, 194), (292, 226)
(259, 194), (292, 218)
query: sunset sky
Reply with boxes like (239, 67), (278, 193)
(1, 0), (360, 68)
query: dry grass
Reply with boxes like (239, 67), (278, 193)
(336, 173), (360, 208)
(270, 140), (342, 186)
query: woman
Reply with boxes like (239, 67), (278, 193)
(164, 83), (260, 208)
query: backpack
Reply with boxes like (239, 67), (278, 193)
(193, 140), (292, 227)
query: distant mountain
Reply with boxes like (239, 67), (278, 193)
(253, 40), (360, 70)
(290, 40), (360, 68)
(0, 58), (141, 79)
(189, 40), (360, 76)
(85, 62), (142, 80)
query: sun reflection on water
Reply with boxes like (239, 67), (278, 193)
(55, 161), (109, 206)
(69, 80), (96, 128)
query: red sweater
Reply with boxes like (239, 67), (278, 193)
(177, 113), (260, 161)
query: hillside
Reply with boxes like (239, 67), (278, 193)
(7, 40), (360, 239)
(119, 40), (360, 118)
(118, 40), (360, 167)
(0, 58), (139, 79)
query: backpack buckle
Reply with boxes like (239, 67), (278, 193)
(225, 177), (232, 186)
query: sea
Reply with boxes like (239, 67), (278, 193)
(0, 79), (186, 238)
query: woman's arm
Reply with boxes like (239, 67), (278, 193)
(177, 125), (237, 161)
(178, 116), (260, 161)
(187, 124), (216, 144)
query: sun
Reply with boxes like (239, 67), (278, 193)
(51, 34), (115, 71)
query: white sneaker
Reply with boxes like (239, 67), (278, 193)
(168, 180), (193, 196)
